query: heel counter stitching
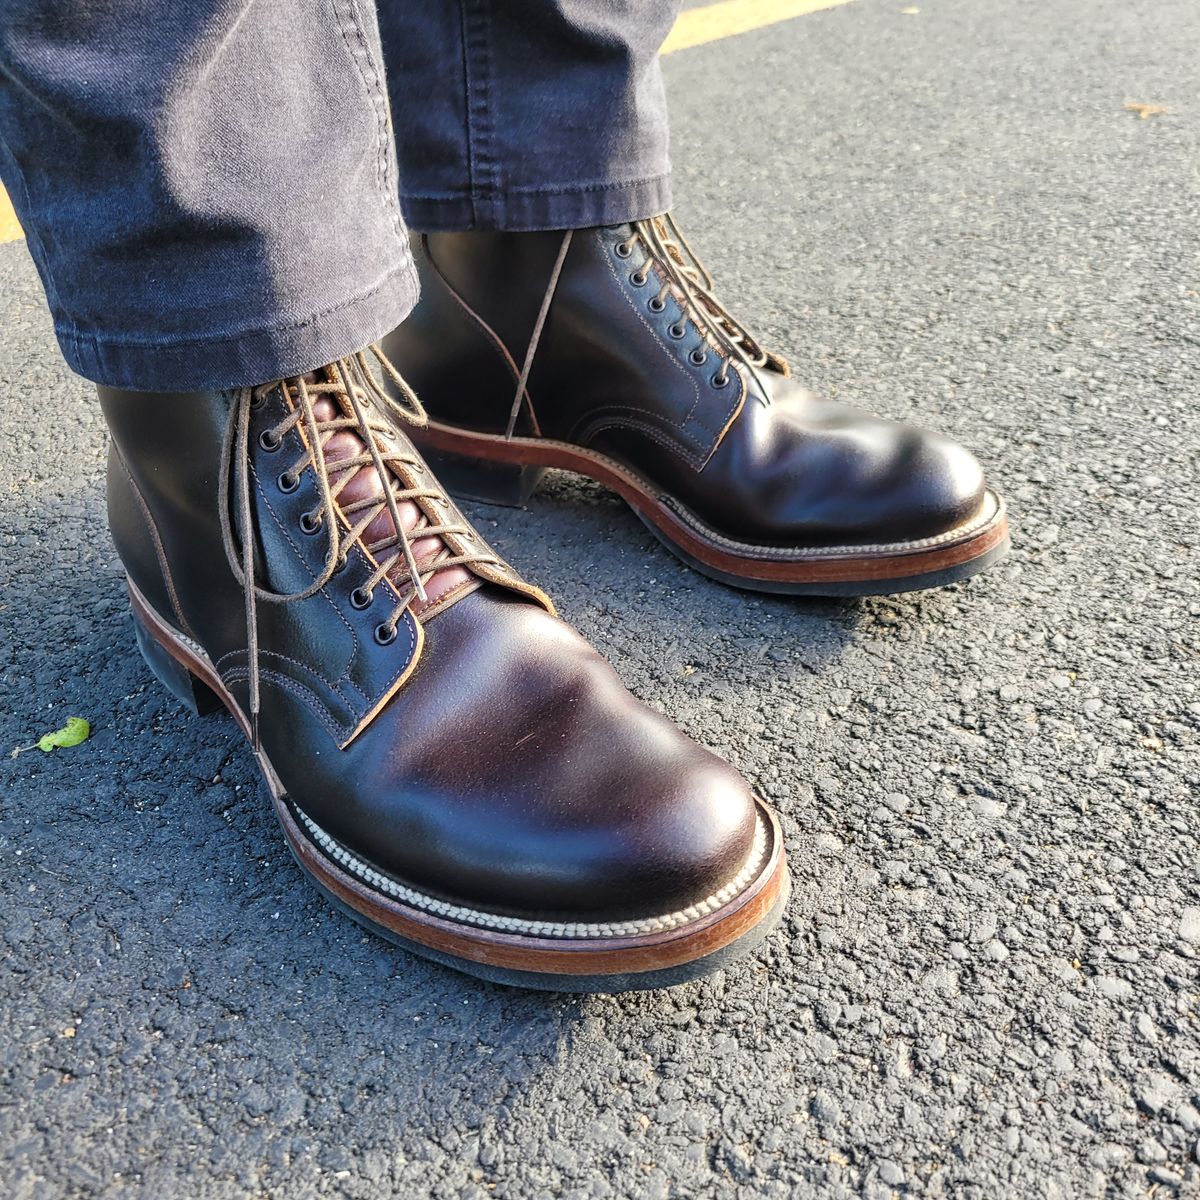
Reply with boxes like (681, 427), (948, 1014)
(112, 444), (198, 641)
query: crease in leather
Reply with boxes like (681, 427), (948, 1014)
(108, 442), (199, 641)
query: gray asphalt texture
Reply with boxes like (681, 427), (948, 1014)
(2, 0), (1199, 1196)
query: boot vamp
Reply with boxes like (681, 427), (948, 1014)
(270, 588), (760, 924)
(595, 375), (988, 549)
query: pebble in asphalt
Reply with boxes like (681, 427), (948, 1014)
(1, 0), (1198, 1196)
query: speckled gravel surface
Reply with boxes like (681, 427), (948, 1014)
(2, 0), (1198, 1196)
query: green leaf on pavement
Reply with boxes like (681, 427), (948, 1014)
(36, 717), (91, 752)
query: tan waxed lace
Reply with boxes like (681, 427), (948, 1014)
(218, 346), (498, 746)
(502, 214), (787, 441)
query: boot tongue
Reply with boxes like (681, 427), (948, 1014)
(306, 383), (476, 618)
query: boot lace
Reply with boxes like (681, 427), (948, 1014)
(218, 346), (498, 743)
(618, 213), (785, 394)
(500, 214), (788, 440)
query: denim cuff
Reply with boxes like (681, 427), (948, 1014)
(54, 254), (421, 393)
(400, 172), (673, 233)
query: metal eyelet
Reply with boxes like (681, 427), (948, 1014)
(668, 323), (687, 340)
(374, 623), (397, 646)
(277, 472), (298, 493)
(259, 429), (281, 451)
(249, 391), (267, 411)
(630, 271), (647, 287)
(711, 372), (730, 389)
(648, 297), (666, 313)
(350, 586), (373, 610)
(689, 349), (708, 367)
(614, 241), (632, 259)
(299, 511), (321, 534)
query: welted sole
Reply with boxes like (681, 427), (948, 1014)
(414, 420), (1011, 596)
(128, 579), (790, 992)
(306, 863), (792, 993)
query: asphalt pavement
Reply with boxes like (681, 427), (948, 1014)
(2, 0), (1198, 1196)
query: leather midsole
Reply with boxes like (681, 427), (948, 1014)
(415, 420), (1010, 583)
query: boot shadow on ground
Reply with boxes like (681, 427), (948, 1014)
(0, 487), (584, 1169)
(455, 467), (974, 737)
(459, 468), (869, 664)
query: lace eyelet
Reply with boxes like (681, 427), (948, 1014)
(647, 297), (666, 313)
(350, 586), (373, 610)
(259, 429), (281, 451)
(374, 622), (397, 646)
(249, 391), (267, 411)
(277, 472), (298, 493)
(630, 271), (647, 287)
(299, 511), (321, 534)
(689, 349), (708, 367)
(614, 241), (632, 259)
(711, 372), (730, 389)
(668, 323), (687, 340)
(333, 556), (350, 575)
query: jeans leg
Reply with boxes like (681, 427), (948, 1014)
(0, 0), (418, 391)
(378, 0), (681, 232)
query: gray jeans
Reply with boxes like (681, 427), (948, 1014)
(0, 1), (679, 391)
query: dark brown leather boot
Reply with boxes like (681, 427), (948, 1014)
(99, 350), (787, 991)
(383, 219), (1009, 595)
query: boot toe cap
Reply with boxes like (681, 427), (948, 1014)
(775, 397), (991, 547)
(304, 594), (768, 929)
(691, 386), (994, 550)
(887, 425), (988, 544)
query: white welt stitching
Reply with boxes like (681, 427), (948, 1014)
(663, 491), (1004, 559)
(295, 804), (770, 939)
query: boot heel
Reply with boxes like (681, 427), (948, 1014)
(423, 446), (546, 508)
(132, 608), (223, 716)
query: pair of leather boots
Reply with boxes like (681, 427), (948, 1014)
(101, 221), (1008, 992)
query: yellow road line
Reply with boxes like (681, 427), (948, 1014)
(0, 186), (21, 245)
(662, 0), (855, 54)
(0, 0), (852, 245)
